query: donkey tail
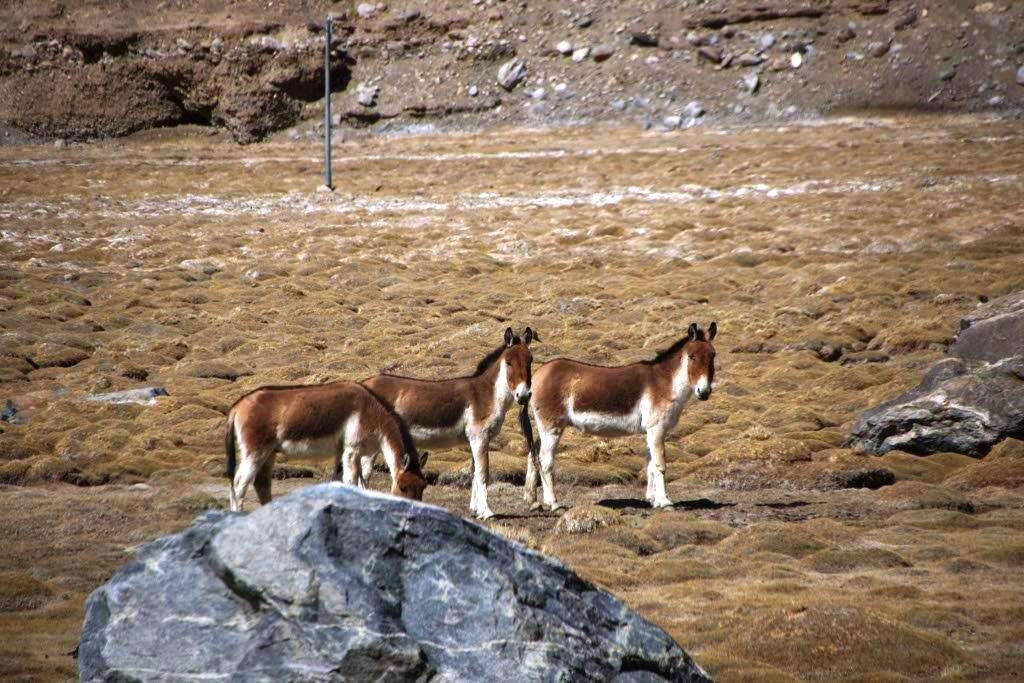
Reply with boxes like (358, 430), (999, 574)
(225, 412), (237, 480)
(518, 404), (538, 459)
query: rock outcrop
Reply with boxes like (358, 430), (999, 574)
(79, 484), (710, 682)
(847, 290), (1024, 456)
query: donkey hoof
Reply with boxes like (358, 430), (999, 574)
(652, 499), (674, 510)
(549, 502), (568, 513)
(477, 509), (496, 521)
(529, 501), (543, 512)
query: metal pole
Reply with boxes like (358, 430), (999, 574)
(323, 15), (333, 190)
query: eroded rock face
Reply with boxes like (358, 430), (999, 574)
(846, 357), (1024, 456)
(79, 484), (710, 682)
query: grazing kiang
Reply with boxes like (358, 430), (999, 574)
(520, 322), (717, 511)
(224, 380), (428, 512)
(362, 327), (536, 520)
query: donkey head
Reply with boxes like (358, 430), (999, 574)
(685, 322), (717, 401)
(393, 451), (430, 501)
(503, 326), (537, 405)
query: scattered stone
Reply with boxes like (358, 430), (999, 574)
(868, 41), (891, 58)
(571, 46), (589, 62)
(743, 72), (760, 94)
(736, 52), (764, 66)
(698, 46), (723, 64)
(847, 356), (1024, 456)
(758, 33), (776, 51)
(496, 58), (526, 90)
(610, 99), (626, 111)
(939, 67), (956, 81)
(529, 87), (546, 100)
(85, 387), (169, 405)
(790, 52), (804, 68)
(467, 84), (478, 97)
(356, 2), (378, 18)
(839, 350), (889, 366)
(630, 31), (659, 47)
(663, 115), (682, 129)
(893, 7), (919, 30)
(683, 100), (705, 119)
(1017, 65), (1024, 86)
(836, 26), (856, 43)
(575, 15), (593, 29)
(591, 44), (615, 62)
(397, 9), (420, 22)
(10, 45), (37, 59)
(79, 485), (711, 681)
(356, 83), (379, 107)
(178, 258), (224, 275)
(555, 40), (573, 55)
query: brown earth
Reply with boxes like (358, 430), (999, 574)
(2, 0), (1023, 144)
(2, 116), (1024, 679)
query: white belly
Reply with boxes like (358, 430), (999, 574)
(568, 409), (643, 437)
(410, 424), (466, 449)
(279, 433), (342, 459)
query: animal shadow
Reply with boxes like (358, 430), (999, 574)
(596, 497), (735, 511)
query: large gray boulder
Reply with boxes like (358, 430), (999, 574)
(846, 357), (1024, 456)
(847, 290), (1024, 456)
(79, 484), (710, 682)
(949, 290), (1024, 363)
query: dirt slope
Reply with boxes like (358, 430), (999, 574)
(2, 0), (1022, 143)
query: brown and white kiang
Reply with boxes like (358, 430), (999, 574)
(362, 327), (536, 519)
(224, 380), (428, 511)
(520, 322), (717, 511)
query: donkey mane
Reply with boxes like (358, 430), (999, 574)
(642, 333), (701, 365)
(472, 337), (519, 376)
(359, 385), (423, 473)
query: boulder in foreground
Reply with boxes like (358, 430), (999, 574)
(79, 484), (710, 682)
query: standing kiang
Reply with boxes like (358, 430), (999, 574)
(224, 380), (429, 511)
(520, 322), (717, 511)
(363, 327), (536, 519)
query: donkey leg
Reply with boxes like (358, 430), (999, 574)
(230, 450), (260, 513)
(253, 456), (275, 506)
(524, 405), (542, 505)
(645, 428), (672, 509)
(340, 446), (359, 486)
(469, 435), (495, 520)
(537, 428), (563, 512)
(359, 455), (374, 489)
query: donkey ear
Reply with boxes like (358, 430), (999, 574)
(419, 451), (429, 468)
(687, 322), (699, 341)
(707, 321), (718, 341)
(523, 327), (537, 345)
(504, 326), (515, 347)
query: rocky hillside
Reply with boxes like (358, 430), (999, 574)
(2, 0), (1022, 143)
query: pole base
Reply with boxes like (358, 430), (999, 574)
(316, 184), (335, 193)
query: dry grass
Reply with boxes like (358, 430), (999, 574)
(1, 116), (1024, 679)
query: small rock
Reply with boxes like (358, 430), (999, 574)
(743, 72), (760, 94)
(356, 83), (380, 107)
(86, 387), (169, 405)
(10, 45), (37, 59)
(555, 40), (573, 55)
(988, 95), (1004, 106)
(497, 58), (526, 90)
(663, 115), (682, 129)
(790, 52), (804, 68)
(735, 52), (764, 66)
(758, 33), (775, 51)
(356, 2), (378, 18)
(179, 258), (224, 275)
(939, 67), (956, 81)
(591, 44), (615, 62)
(867, 41), (890, 58)
(53, 138), (67, 149)
(571, 47), (589, 62)
(610, 99), (626, 111)
(467, 84), (478, 97)
(1016, 65), (1024, 86)
(128, 483), (153, 492)
(836, 26), (856, 43)
(682, 100), (705, 118)
(575, 16), (593, 29)
(529, 87), (546, 100)
(697, 46), (723, 64)
(818, 344), (841, 362)
(630, 31), (659, 47)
